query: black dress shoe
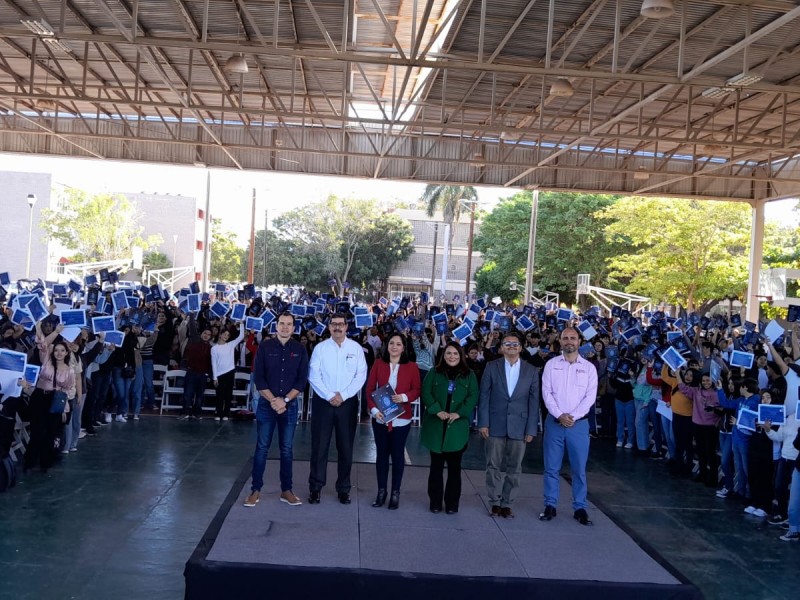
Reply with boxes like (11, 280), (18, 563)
(539, 505), (557, 521)
(388, 490), (400, 510)
(573, 508), (593, 526)
(430, 505), (442, 514)
(372, 489), (387, 507)
(445, 507), (458, 514)
(338, 492), (351, 504)
(308, 490), (321, 504)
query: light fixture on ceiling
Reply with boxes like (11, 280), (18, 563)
(726, 72), (762, 87)
(472, 153), (485, 167)
(549, 78), (574, 97)
(20, 18), (56, 37)
(640, 0), (675, 19)
(223, 54), (248, 74)
(701, 87), (733, 99)
(633, 169), (650, 181)
(36, 98), (56, 111)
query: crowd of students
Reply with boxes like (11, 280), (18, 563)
(0, 277), (798, 543)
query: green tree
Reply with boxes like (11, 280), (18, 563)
(210, 218), (245, 282)
(40, 189), (161, 261)
(142, 251), (170, 271)
(598, 198), (752, 310)
(421, 184), (477, 258)
(248, 229), (325, 288)
(273, 196), (414, 295)
(473, 191), (621, 302)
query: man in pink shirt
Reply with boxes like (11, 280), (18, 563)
(539, 327), (598, 526)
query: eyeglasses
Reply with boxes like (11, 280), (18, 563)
(502, 342), (520, 348)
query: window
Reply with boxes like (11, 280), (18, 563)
(197, 209), (205, 220)
(196, 240), (203, 250)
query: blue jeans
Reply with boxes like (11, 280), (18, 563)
(112, 367), (133, 415)
(788, 469), (800, 534)
(251, 399), (298, 492)
(615, 400), (635, 444)
(543, 414), (589, 511)
(140, 360), (156, 408)
(733, 438), (750, 497)
(183, 371), (207, 416)
(129, 367), (143, 416)
(661, 413), (675, 459)
(634, 399), (650, 450)
(719, 432), (734, 491)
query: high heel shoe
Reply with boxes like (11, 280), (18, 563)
(388, 490), (400, 510)
(372, 489), (387, 507)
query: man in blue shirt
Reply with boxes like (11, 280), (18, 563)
(244, 312), (309, 508)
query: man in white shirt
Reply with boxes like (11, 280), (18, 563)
(477, 332), (540, 518)
(307, 313), (368, 504)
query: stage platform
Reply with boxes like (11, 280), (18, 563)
(185, 460), (702, 600)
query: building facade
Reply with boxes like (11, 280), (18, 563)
(0, 170), (52, 281)
(386, 209), (483, 299)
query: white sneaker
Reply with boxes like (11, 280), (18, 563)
(104, 413), (112, 424)
(751, 508), (768, 518)
(222, 417), (229, 421)
(780, 531), (800, 542)
(78, 430), (87, 439)
(133, 415), (140, 421)
(616, 441), (623, 448)
(744, 506), (756, 514)
(115, 415), (127, 423)
(624, 443), (633, 449)
(215, 417), (222, 422)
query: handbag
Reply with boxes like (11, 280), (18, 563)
(49, 390), (68, 414)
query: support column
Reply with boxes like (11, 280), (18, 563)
(745, 198), (766, 324)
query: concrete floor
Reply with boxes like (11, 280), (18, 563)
(1, 415), (797, 600)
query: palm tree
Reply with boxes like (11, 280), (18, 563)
(420, 184), (477, 259)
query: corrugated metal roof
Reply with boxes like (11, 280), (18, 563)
(0, 0), (799, 199)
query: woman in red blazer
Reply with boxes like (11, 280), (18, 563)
(366, 332), (421, 510)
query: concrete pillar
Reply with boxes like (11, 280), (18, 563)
(745, 198), (766, 324)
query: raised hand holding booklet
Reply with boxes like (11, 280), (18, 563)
(370, 384), (404, 423)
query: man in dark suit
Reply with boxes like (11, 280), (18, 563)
(478, 331), (540, 518)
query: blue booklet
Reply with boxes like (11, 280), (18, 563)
(230, 303), (246, 322)
(737, 407), (758, 432)
(61, 309), (87, 328)
(758, 404), (785, 425)
(730, 350), (754, 369)
(370, 383), (404, 423)
(245, 316), (264, 332)
(104, 330), (125, 347)
(210, 301), (230, 319)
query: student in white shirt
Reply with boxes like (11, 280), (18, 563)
(211, 322), (245, 421)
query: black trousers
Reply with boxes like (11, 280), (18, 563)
(693, 423), (718, 484)
(672, 414), (693, 475)
(372, 421), (411, 492)
(308, 393), (359, 494)
(428, 446), (466, 511)
(215, 370), (235, 418)
(25, 390), (62, 472)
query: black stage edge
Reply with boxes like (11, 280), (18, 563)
(185, 461), (704, 600)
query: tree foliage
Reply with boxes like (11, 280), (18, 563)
(40, 189), (161, 262)
(269, 196), (414, 294)
(473, 191), (621, 302)
(210, 218), (245, 282)
(248, 229), (324, 288)
(598, 198), (752, 310)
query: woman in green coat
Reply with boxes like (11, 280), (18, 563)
(421, 341), (479, 514)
